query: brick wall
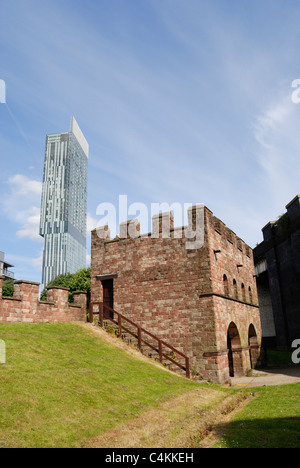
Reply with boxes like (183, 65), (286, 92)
(203, 208), (262, 382)
(0, 277), (87, 323)
(91, 205), (262, 383)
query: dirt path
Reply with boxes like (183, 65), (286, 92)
(84, 388), (250, 448)
(85, 388), (221, 448)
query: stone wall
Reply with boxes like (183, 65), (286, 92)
(0, 277), (87, 323)
(91, 204), (262, 383)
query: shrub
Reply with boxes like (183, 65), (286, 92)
(2, 280), (14, 297)
(40, 268), (91, 303)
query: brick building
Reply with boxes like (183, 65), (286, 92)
(91, 204), (262, 383)
(254, 195), (300, 350)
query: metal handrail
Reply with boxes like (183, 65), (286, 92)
(89, 301), (190, 378)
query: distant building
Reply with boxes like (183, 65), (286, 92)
(254, 195), (300, 349)
(40, 117), (88, 289)
(0, 252), (14, 281)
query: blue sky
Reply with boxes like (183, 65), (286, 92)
(1, 0), (300, 283)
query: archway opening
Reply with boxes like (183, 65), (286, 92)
(227, 322), (241, 377)
(248, 324), (259, 369)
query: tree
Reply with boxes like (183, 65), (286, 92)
(2, 280), (14, 297)
(40, 268), (91, 303)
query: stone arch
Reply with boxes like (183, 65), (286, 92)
(227, 322), (242, 377)
(248, 324), (259, 369)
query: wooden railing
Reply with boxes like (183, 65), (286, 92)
(89, 302), (190, 379)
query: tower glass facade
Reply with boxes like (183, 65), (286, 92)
(40, 117), (88, 289)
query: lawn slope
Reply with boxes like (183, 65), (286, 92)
(0, 322), (221, 448)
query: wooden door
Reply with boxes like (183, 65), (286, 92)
(102, 279), (114, 318)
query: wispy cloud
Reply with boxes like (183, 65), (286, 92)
(253, 97), (293, 150)
(8, 174), (42, 197)
(86, 213), (98, 234)
(252, 90), (300, 212)
(8, 251), (43, 281)
(16, 206), (41, 241)
(1, 0), (300, 257)
(1, 174), (42, 242)
(31, 249), (43, 271)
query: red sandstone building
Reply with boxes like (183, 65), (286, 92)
(91, 204), (262, 384)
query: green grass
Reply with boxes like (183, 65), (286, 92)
(0, 323), (199, 448)
(1, 323), (300, 448)
(217, 384), (300, 448)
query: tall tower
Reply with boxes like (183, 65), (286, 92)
(40, 117), (88, 289)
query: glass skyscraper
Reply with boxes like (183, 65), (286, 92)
(40, 117), (88, 289)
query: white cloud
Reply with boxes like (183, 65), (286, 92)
(253, 97), (293, 150)
(31, 250), (43, 271)
(8, 174), (42, 196)
(16, 206), (41, 242)
(86, 213), (98, 234)
(86, 253), (91, 266)
(8, 251), (44, 283)
(1, 174), (42, 242)
(252, 92), (300, 211)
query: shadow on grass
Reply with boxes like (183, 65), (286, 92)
(219, 416), (300, 448)
(260, 366), (300, 378)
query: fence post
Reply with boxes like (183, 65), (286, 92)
(158, 340), (163, 363)
(99, 302), (103, 328)
(186, 357), (190, 379)
(118, 314), (122, 338)
(138, 327), (142, 351)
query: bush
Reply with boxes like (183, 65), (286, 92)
(2, 280), (14, 297)
(40, 268), (91, 303)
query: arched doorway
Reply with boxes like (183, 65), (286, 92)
(227, 322), (241, 377)
(248, 324), (259, 369)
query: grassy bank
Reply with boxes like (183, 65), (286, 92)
(0, 322), (203, 448)
(1, 322), (299, 448)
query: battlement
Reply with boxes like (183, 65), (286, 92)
(0, 277), (87, 324)
(92, 203), (252, 257)
(92, 204), (205, 243)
